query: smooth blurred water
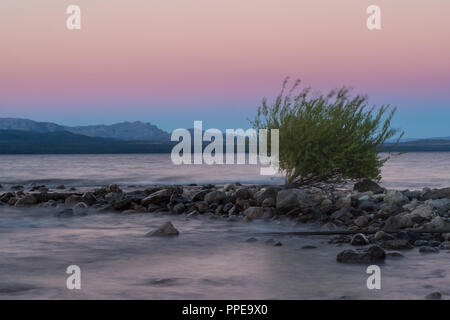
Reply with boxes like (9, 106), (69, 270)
(0, 207), (449, 300)
(1, 153), (450, 299)
(1, 152), (450, 190)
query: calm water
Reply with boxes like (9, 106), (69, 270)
(0, 153), (449, 299)
(1, 152), (450, 190)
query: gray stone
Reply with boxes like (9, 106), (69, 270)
(381, 239), (413, 250)
(336, 245), (386, 264)
(204, 191), (226, 204)
(425, 292), (442, 300)
(146, 221), (179, 237)
(141, 189), (172, 206)
(243, 206), (272, 219)
(419, 246), (440, 254)
(384, 190), (409, 206)
(15, 194), (38, 207)
(354, 216), (369, 227)
(350, 233), (369, 246)
(353, 179), (384, 194)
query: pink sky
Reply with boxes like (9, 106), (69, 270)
(0, 0), (449, 136)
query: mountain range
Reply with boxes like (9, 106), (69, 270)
(0, 118), (170, 142)
(1, 117), (450, 154)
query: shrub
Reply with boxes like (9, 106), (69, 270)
(250, 79), (403, 185)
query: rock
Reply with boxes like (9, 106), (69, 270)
(56, 208), (74, 217)
(386, 251), (404, 259)
(262, 197), (275, 207)
(374, 231), (395, 241)
(358, 201), (376, 212)
(235, 188), (251, 200)
(204, 191), (226, 204)
(245, 237), (258, 243)
(243, 207), (272, 219)
(354, 216), (369, 228)
(146, 221), (179, 237)
(410, 204), (434, 219)
(425, 198), (450, 210)
(194, 201), (209, 213)
(419, 246), (440, 254)
(335, 196), (352, 210)
(191, 190), (209, 202)
(173, 203), (185, 214)
(413, 240), (429, 247)
(422, 187), (450, 200)
(381, 239), (413, 250)
(81, 192), (97, 206)
(350, 233), (369, 246)
(439, 241), (450, 250)
(425, 216), (450, 230)
(384, 190), (409, 206)
(0, 192), (14, 203)
(73, 202), (88, 215)
(353, 179), (384, 194)
(274, 242), (283, 247)
(331, 207), (357, 221)
(254, 187), (281, 205)
(336, 245), (386, 264)
(425, 292), (442, 300)
(141, 189), (173, 206)
(14, 194), (37, 206)
(65, 195), (82, 207)
(56, 185), (66, 190)
(276, 189), (312, 212)
(383, 214), (413, 230)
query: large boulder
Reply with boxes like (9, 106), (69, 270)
(425, 216), (450, 230)
(410, 204), (434, 219)
(15, 194), (38, 207)
(276, 189), (311, 212)
(422, 187), (450, 200)
(254, 187), (281, 205)
(337, 245), (386, 264)
(204, 191), (226, 204)
(353, 179), (385, 194)
(383, 214), (413, 230)
(141, 189), (173, 206)
(146, 221), (179, 237)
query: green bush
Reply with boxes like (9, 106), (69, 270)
(250, 79), (403, 185)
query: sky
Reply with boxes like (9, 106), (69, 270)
(0, 0), (449, 138)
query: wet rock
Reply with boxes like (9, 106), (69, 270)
(336, 245), (386, 264)
(191, 190), (209, 202)
(56, 185), (66, 190)
(425, 292), (442, 300)
(335, 196), (352, 210)
(274, 242), (283, 247)
(65, 195), (82, 207)
(386, 251), (404, 259)
(11, 185), (24, 191)
(262, 197), (275, 207)
(425, 216), (450, 230)
(56, 208), (74, 217)
(81, 192), (97, 206)
(439, 241), (450, 250)
(350, 233), (369, 246)
(245, 237), (258, 243)
(141, 189), (173, 206)
(254, 186), (280, 205)
(410, 204), (434, 219)
(204, 191), (226, 204)
(73, 202), (88, 215)
(146, 221), (179, 237)
(422, 187), (450, 200)
(243, 207), (272, 219)
(194, 201), (209, 213)
(384, 190), (409, 206)
(276, 189), (311, 212)
(354, 216), (369, 228)
(173, 203), (185, 214)
(383, 214), (413, 230)
(235, 188), (251, 200)
(374, 231), (395, 241)
(419, 246), (440, 254)
(381, 239), (413, 250)
(353, 179), (384, 194)
(413, 240), (429, 247)
(358, 201), (376, 212)
(0, 192), (14, 203)
(15, 194), (38, 207)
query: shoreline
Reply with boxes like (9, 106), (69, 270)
(2, 180), (449, 247)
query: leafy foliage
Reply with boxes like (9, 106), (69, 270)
(250, 79), (403, 184)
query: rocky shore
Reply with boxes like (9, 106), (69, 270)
(1, 179), (450, 268)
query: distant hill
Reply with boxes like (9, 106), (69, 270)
(0, 118), (170, 142)
(0, 130), (175, 154)
(383, 139), (450, 152)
